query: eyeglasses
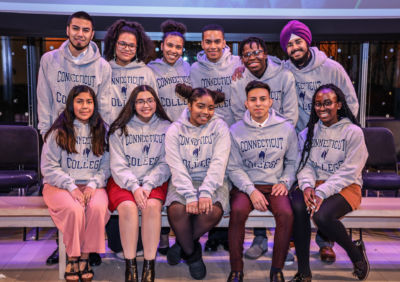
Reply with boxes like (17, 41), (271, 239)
(242, 49), (264, 59)
(135, 98), (155, 106)
(117, 41), (137, 51)
(315, 100), (337, 108)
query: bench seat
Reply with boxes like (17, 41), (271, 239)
(1, 196), (399, 279)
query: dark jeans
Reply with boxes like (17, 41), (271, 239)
(228, 186), (293, 271)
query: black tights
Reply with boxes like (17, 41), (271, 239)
(290, 189), (363, 275)
(167, 201), (223, 255)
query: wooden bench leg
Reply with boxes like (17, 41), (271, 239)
(58, 230), (66, 280)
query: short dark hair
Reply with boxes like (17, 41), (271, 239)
(245, 80), (271, 97)
(201, 24), (224, 39)
(239, 37), (267, 57)
(67, 11), (94, 29)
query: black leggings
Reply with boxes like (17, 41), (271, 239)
(290, 188), (363, 275)
(167, 201), (223, 255)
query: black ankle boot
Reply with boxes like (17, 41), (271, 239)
(141, 259), (155, 282)
(125, 258), (138, 282)
(184, 241), (206, 280)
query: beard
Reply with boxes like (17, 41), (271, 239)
(69, 39), (90, 51)
(289, 48), (311, 69)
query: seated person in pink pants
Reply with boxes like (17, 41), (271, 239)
(41, 85), (110, 282)
(227, 81), (297, 282)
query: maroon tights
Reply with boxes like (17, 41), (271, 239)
(167, 201), (223, 255)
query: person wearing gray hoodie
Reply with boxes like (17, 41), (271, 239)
(280, 20), (359, 133)
(280, 19), (360, 263)
(103, 19), (157, 125)
(148, 20), (191, 122)
(107, 85), (171, 282)
(41, 85), (110, 282)
(290, 84), (369, 282)
(231, 37), (298, 126)
(190, 24), (242, 127)
(37, 11), (111, 137)
(165, 84), (231, 280)
(227, 81), (296, 282)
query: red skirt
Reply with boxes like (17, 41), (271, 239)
(106, 177), (168, 212)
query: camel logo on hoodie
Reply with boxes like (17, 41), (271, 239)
(142, 143), (151, 164)
(299, 91), (306, 104)
(258, 151), (266, 161)
(192, 147), (201, 162)
(321, 150), (328, 160)
(121, 86), (127, 99)
(83, 148), (91, 159)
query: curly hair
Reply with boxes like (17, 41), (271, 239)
(161, 19), (186, 42)
(297, 83), (360, 173)
(239, 36), (267, 57)
(104, 19), (155, 64)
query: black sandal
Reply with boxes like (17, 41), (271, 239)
(64, 260), (80, 282)
(79, 258), (94, 282)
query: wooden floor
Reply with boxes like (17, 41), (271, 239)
(0, 227), (399, 282)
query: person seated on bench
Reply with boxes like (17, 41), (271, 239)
(227, 81), (297, 282)
(41, 85), (110, 282)
(107, 85), (171, 282)
(290, 84), (369, 282)
(164, 84), (231, 280)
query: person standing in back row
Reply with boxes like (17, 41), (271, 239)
(280, 19), (360, 263)
(190, 23), (242, 253)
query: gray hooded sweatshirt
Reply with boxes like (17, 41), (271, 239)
(109, 114), (171, 193)
(37, 40), (111, 136)
(165, 108), (231, 203)
(230, 56), (298, 125)
(228, 109), (298, 196)
(284, 47), (359, 132)
(41, 120), (110, 192)
(190, 47), (242, 126)
(148, 58), (191, 121)
(297, 118), (368, 200)
(105, 59), (157, 124)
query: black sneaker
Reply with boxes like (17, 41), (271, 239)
(352, 239), (370, 281)
(167, 243), (182, 265)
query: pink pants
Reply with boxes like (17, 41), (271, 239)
(43, 184), (110, 257)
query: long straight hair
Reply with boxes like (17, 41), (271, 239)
(108, 85), (171, 137)
(297, 83), (360, 173)
(44, 85), (107, 156)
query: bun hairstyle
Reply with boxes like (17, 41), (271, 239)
(161, 19), (186, 42)
(104, 19), (155, 63)
(175, 83), (225, 105)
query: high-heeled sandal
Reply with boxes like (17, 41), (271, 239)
(79, 258), (94, 282)
(64, 260), (80, 282)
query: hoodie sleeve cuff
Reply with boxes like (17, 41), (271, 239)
(300, 182), (313, 191)
(244, 184), (256, 196)
(185, 195), (198, 204)
(199, 190), (212, 199)
(129, 182), (140, 193)
(86, 181), (97, 189)
(67, 184), (79, 193)
(315, 185), (328, 199)
(142, 182), (153, 192)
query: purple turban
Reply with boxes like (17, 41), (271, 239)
(280, 20), (312, 53)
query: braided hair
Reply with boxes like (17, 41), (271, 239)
(297, 83), (360, 173)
